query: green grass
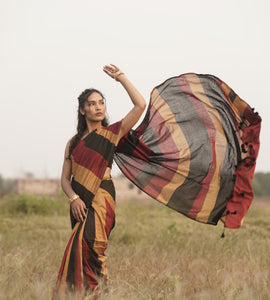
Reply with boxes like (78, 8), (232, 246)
(0, 193), (69, 216)
(0, 195), (269, 299)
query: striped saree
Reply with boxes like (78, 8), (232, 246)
(52, 121), (121, 299)
(53, 73), (261, 298)
(115, 73), (261, 229)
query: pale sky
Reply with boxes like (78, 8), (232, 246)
(1, 0), (269, 178)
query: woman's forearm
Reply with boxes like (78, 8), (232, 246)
(61, 177), (76, 199)
(118, 74), (146, 110)
(103, 64), (146, 139)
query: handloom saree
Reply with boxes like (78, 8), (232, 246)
(52, 121), (121, 300)
(115, 73), (261, 229)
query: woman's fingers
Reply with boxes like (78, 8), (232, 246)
(110, 64), (119, 71)
(72, 200), (87, 222)
(106, 64), (117, 71)
(77, 210), (84, 222)
(103, 64), (120, 75)
(103, 65), (113, 72)
(103, 68), (113, 78)
(74, 208), (83, 222)
(72, 210), (78, 221)
(81, 205), (86, 219)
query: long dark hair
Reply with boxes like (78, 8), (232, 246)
(68, 88), (109, 158)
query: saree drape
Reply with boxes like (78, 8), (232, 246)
(115, 73), (261, 229)
(52, 121), (121, 300)
(53, 73), (261, 299)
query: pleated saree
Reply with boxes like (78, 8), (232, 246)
(52, 121), (121, 299)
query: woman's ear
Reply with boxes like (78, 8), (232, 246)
(80, 107), (85, 115)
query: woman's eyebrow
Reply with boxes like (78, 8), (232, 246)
(87, 98), (103, 103)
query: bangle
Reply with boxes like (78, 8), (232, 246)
(69, 194), (79, 203)
(113, 70), (124, 80)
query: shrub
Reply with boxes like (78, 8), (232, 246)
(0, 194), (69, 216)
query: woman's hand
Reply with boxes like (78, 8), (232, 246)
(70, 198), (87, 222)
(103, 64), (125, 81)
(103, 63), (146, 145)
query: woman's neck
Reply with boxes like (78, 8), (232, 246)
(86, 120), (102, 133)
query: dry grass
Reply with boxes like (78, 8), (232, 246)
(0, 196), (269, 300)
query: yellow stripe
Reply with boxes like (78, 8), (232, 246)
(102, 188), (115, 212)
(97, 127), (119, 144)
(77, 212), (87, 284)
(92, 188), (112, 278)
(59, 222), (80, 298)
(186, 74), (227, 223)
(92, 189), (107, 243)
(220, 82), (246, 125)
(71, 160), (101, 195)
(150, 88), (191, 205)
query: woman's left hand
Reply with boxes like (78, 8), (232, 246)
(103, 64), (125, 81)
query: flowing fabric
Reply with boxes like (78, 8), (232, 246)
(52, 121), (121, 300)
(53, 73), (261, 299)
(115, 73), (261, 228)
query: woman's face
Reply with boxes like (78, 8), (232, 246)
(80, 92), (106, 123)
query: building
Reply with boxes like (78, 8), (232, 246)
(14, 179), (61, 196)
(14, 176), (152, 201)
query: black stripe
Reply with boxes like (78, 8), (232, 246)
(157, 77), (211, 212)
(84, 131), (116, 161)
(229, 89), (236, 102)
(115, 77), (212, 214)
(66, 222), (84, 287)
(197, 75), (239, 223)
(100, 179), (116, 200)
(83, 207), (102, 277)
(71, 179), (95, 209)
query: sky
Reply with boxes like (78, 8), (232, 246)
(1, 0), (269, 178)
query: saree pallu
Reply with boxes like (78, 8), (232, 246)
(115, 73), (261, 229)
(52, 122), (121, 299)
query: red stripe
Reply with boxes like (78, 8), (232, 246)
(120, 103), (180, 197)
(105, 121), (122, 134)
(216, 79), (240, 133)
(75, 228), (83, 291)
(225, 122), (261, 228)
(177, 75), (217, 220)
(72, 142), (107, 178)
(129, 139), (152, 161)
(52, 230), (76, 299)
(82, 237), (99, 290)
(143, 106), (180, 198)
(105, 198), (115, 237)
(116, 136), (152, 181)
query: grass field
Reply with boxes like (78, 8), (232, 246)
(0, 194), (269, 300)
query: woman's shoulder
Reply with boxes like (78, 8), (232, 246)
(102, 120), (123, 134)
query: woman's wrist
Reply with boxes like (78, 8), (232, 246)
(116, 74), (128, 85)
(69, 194), (79, 204)
(115, 72), (125, 82)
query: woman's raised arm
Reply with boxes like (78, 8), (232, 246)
(103, 64), (146, 143)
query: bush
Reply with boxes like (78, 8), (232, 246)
(252, 172), (270, 197)
(0, 175), (15, 193)
(0, 194), (69, 216)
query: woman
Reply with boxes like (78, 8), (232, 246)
(53, 67), (261, 298)
(53, 64), (146, 299)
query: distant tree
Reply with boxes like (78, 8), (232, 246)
(0, 174), (15, 194)
(25, 172), (35, 179)
(252, 172), (270, 197)
(0, 175), (3, 192)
